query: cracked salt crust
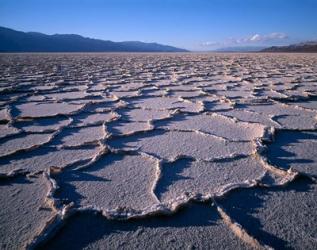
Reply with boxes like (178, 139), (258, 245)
(54, 154), (159, 211)
(0, 53), (316, 249)
(0, 174), (56, 250)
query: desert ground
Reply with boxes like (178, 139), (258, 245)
(0, 53), (316, 249)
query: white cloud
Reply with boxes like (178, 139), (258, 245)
(250, 34), (261, 42)
(201, 32), (288, 47)
(201, 41), (221, 46)
(245, 32), (288, 43)
(267, 32), (288, 39)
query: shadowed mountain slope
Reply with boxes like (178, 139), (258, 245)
(0, 26), (188, 52)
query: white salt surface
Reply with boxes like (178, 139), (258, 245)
(109, 130), (254, 161)
(0, 53), (316, 249)
(59, 126), (105, 147)
(0, 124), (20, 139)
(15, 102), (84, 118)
(156, 113), (265, 141)
(0, 174), (55, 250)
(55, 154), (159, 211)
(0, 133), (54, 157)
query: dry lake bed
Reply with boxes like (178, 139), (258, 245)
(0, 53), (316, 249)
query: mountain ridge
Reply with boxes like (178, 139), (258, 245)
(0, 26), (188, 52)
(261, 41), (317, 52)
(213, 46), (266, 52)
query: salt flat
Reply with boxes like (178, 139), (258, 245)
(0, 53), (316, 249)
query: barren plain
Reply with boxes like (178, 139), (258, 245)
(0, 53), (316, 249)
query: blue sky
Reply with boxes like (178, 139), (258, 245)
(0, 0), (316, 50)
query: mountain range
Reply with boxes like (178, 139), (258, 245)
(1, 26), (316, 53)
(213, 42), (317, 53)
(0, 26), (188, 52)
(261, 41), (317, 52)
(214, 46), (266, 52)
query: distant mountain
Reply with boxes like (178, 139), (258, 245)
(261, 41), (317, 52)
(0, 26), (188, 52)
(214, 46), (266, 52)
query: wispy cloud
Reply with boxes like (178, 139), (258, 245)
(245, 32), (288, 42)
(201, 41), (221, 46)
(201, 32), (288, 47)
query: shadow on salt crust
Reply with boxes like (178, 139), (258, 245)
(217, 177), (317, 249)
(267, 131), (317, 177)
(39, 203), (251, 250)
